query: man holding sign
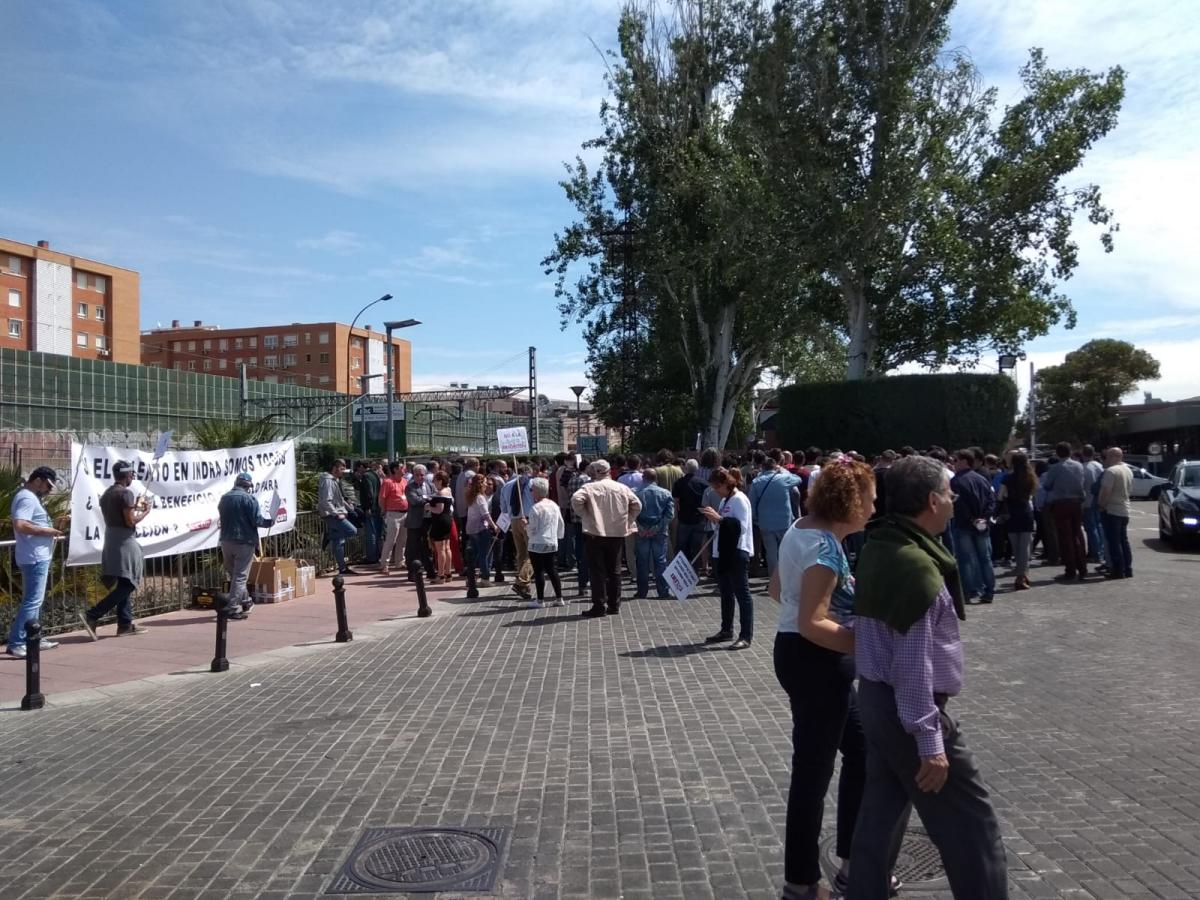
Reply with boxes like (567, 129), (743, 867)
(216, 472), (275, 619)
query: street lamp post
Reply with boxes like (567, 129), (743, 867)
(344, 294), (392, 441)
(384, 318), (421, 463)
(570, 385), (586, 453)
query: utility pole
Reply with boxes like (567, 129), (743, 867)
(239, 363), (248, 420)
(528, 346), (538, 455)
(601, 213), (641, 449)
(1028, 361), (1037, 454)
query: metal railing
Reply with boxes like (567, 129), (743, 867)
(0, 511), (356, 638)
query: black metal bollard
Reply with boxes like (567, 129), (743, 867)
(413, 565), (433, 618)
(211, 602), (229, 673)
(465, 534), (479, 599)
(333, 575), (353, 642)
(20, 621), (45, 711)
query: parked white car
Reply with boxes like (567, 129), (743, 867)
(1126, 464), (1169, 499)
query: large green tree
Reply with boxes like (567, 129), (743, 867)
(756, 0), (1126, 377)
(1035, 339), (1160, 444)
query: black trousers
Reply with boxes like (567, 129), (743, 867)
(847, 679), (1008, 900)
(404, 524), (434, 576)
(773, 633), (866, 885)
(530, 550), (562, 600)
(586, 535), (623, 609)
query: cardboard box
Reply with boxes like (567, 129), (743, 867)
(248, 557), (297, 603)
(296, 565), (317, 598)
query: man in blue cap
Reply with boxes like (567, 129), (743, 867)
(217, 472), (273, 619)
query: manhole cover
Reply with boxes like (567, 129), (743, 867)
(328, 826), (510, 894)
(821, 827), (948, 892)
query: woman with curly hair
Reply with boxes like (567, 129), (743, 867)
(771, 458), (903, 899)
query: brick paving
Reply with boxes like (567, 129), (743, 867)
(1, 503), (1199, 899)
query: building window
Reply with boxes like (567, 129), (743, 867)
(203, 359), (212, 371)
(264, 354), (278, 368)
(282, 353), (297, 367)
(203, 339), (211, 351)
(172, 341), (182, 351)
(234, 357), (242, 366)
(319, 352), (330, 364)
(95, 306), (105, 321)
(76, 332), (88, 347)
(76, 271), (88, 289)
(8, 319), (21, 338)
(352, 337), (364, 350)
(319, 332), (330, 344)
(305, 374), (313, 384)
(262, 374), (278, 384)
(219, 359), (227, 370)
(187, 340), (196, 351)
(174, 363), (182, 370)
(320, 375), (330, 385)
(304, 332), (312, 345)
(93, 274), (107, 293)
(7, 289), (18, 308)
(77, 302), (88, 318)
(283, 334), (298, 347)
(248, 336), (257, 348)
(305, 353), (312, 363)
(6, 256), (21, 275)
(234, 337), (243, 350)
(283, 375), (296, 385)
(351, 358), (361, 370)
(95, 335), (106, 350)
(188, 361), (196, 371)
(218, 338), (227, 351)
(263, 335), (277, 349)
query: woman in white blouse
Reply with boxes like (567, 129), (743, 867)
(700, 467), (755, 649)
(526, 477), (566, 608)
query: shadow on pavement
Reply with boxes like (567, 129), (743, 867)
(1141, 537), (1200, 554)
(620, 642), (721, 659)
(502, 613), (586, 628)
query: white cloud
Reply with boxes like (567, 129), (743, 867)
(297, 230), (368, 254)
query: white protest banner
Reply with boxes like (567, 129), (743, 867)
(663, 551), (701, 601)
(67, 440), (297, 566)
(496, 426), (530, 454)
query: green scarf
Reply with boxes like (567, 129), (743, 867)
(855, 515), (965, 634)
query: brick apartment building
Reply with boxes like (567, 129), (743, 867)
(0, 237), (140, 364)
(140, 321), (413, 394)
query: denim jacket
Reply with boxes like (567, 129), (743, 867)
(218, 488), (272, 544)
(635, 484), (675, 537)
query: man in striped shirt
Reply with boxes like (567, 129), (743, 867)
(848, 455), (1008, 900)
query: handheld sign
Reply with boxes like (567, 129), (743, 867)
(153, 430), (172, 459)
(496, 426), (530, 455)
(496, 512), (513, 533)
(663, 551), (701, 601)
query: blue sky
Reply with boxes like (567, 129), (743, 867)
(2, 0), (1197, 404)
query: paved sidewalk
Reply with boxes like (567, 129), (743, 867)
(0, 569), (464, 706)
(1, 526), (1199, 899)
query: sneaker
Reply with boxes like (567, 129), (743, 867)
(38, 639), (59, 651)
(78, 612), (99, 641)
(7, 645), (27, 659)
(338, 567), (362, 576)
(551, 599), (566, 607)
(527, 601), (543, 610)
(116, 623), (149, 637)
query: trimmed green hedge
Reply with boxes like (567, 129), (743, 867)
(775, 374), (1018, 455)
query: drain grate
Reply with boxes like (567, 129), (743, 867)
(328, 826), (509, 895)
(821, 827), (948, 892)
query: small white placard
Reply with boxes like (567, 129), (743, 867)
(496, 426), (530, 454)
(663, 551), (700, 601)
(153, 430), (172, 459)
(496, 511), (513, 533)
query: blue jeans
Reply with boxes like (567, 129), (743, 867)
(1102, 512), (1132, 578)
(557, 517), (575, 571)
(470, 531), (494, 579)
(8, 559), (50, 650)
(760, 528), (789, 576)
(676, 521), (703, 564)
(952, 525), (995, 599)
(360, 512), (380, 563)
(325, 516), (358, 571)
(635, 533), (669, 597)
(1082, 505), (1105, 562)
(90, 577), (136, 627)
(716, 550), (754, 641)
(574, 521), (589, 589)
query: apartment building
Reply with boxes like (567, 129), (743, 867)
(0, 237), (140, 364)
(140, 321), (412, 394)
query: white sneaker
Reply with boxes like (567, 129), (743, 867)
(551, 599), (566, 607)
(38, 639), (59, 651)
(527, 601), (543, 609)
(7, 645), (27, 658)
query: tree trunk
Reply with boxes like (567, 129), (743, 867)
(842, 275), (874, 380)
(700, 303), (737, 448)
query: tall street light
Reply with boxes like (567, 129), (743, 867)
(570, 385), (587, 454)
(384, 318), (422, 462)
(344, 294), (392, 440)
